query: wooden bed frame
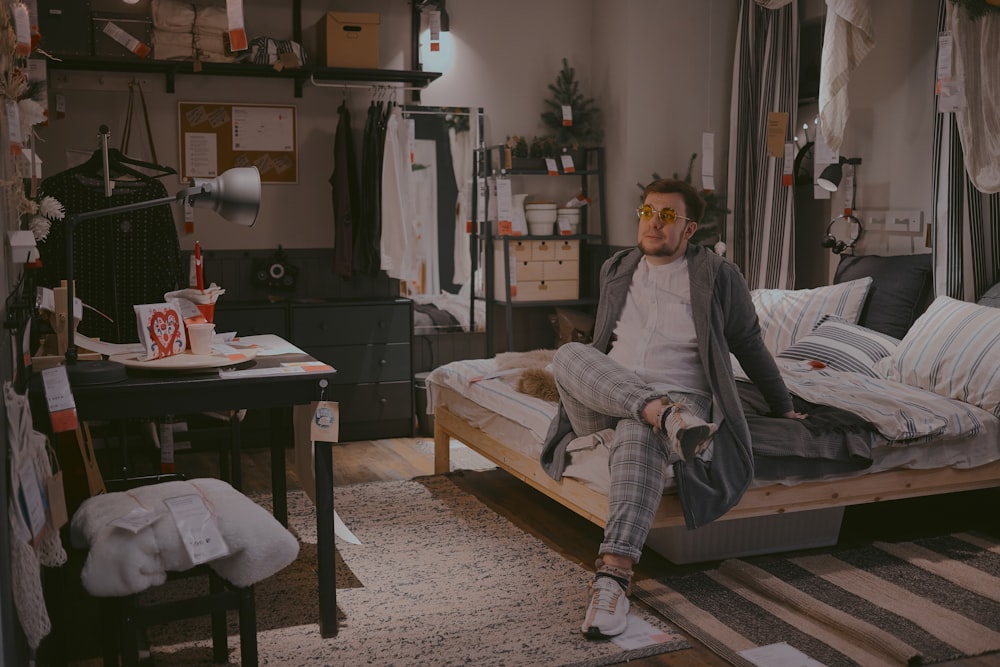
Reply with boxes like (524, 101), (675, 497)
(433, 404), (1000, 530)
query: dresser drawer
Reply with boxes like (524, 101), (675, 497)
(214, 305), (288, 338)
(327, 380), (414, 440)
(300, 342), (411, 384)
(291, 303), (410, 347)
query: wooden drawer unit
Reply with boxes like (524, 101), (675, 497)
(290, 298), (413, 440)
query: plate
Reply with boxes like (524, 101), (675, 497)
(109, 348), (257, 370)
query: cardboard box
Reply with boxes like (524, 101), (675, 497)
(315, 12), (379, 69)
(38, 0), (94, 56)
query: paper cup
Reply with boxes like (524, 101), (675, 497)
(187, 323), (216, 356)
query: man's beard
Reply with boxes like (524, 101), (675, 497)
(639, 237), (682, 258)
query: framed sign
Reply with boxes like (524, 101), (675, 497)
(178, 102), (297, 184)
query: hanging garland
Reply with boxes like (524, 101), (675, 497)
(951, 0), (1000, 21)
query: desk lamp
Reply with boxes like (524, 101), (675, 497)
(60, 166), (261, 386)
(817, 156), (864, 255)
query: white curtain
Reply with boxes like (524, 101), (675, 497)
(726, 0), (799, 289)
(818, 0), (875, 152)
(932, 0), (1000, 302)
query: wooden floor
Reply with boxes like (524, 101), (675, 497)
(173, 437), (1000, 667)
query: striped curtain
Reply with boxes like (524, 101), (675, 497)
(932, 0), (1000, 301)
(725, 0), (799, 289)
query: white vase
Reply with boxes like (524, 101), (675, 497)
(511, 193), (529, 234)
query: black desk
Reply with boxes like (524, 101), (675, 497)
(29, 337), (342, 638)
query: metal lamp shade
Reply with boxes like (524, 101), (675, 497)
(817, 161), (843, 192)
(191, 167), (261, 227)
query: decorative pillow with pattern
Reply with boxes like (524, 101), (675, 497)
(776, 315), (900, 377)
(751, 277), (873, 355)
(875, 296), (1000, 418)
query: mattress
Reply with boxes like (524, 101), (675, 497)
(427, 358), (1000, 496)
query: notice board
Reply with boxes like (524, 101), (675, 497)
(178, 102), (297, 184)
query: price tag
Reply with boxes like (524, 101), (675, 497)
(46, 471), (68, 531)
(936, 32), (953, 82)
(226, 0), (248, 52)
(6, 100), (22, 155)
(13, 3), (30, 56)
(560, 153), (576, 174)
(17, 461), (46, 544)
(102, 21), (150, 58)
(496, 178), (516, 234)
(429, 10), (442, 50)
(41, 366), (79, 433)
(561, 105), (573, 127)
(110, 506), (162, 533)
(310, 401), (340, 443)
(545, 158), (559, 176)
(164, 493), (229, 565)
(782, 142), (794, 186)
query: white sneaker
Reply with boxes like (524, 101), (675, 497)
(658, 400), (717, 462)
(581, 575), (630, 639)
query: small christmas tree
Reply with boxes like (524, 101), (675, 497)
(540, 58), (602, 152)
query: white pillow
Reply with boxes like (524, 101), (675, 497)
(876, 296), (1000, 418)
(777, 315), (899, 377)
(751, 277), (873, 354)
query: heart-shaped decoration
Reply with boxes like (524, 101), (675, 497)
(148, 307), (183, 357)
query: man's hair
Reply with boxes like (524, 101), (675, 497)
(642, 178), (706, 223)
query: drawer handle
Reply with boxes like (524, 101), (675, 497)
(379, 358), (387, 365)
(379, 397), (388, 405)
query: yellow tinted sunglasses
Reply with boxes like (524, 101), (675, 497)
(636, 204), (695, 225)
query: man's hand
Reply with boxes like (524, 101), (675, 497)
(783, 410), (808, 419)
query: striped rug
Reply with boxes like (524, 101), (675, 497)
(634, 532), (1000, 666)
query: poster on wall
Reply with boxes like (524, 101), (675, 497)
(178, 102), (297, 184)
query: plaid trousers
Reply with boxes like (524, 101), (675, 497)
(552, 342), (713, 562)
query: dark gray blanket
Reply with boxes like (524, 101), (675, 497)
(737, 381), (875, 480)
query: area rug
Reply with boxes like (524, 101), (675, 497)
(413, 437), (498, 471)
(634, 532), (1000, 666)
(145, 475), (688, 666)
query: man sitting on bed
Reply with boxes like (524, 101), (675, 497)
(540, 178), (806, 639)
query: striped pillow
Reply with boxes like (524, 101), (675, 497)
(751, 277), (873, 354)
(777, 315), (899, 376)
(875, 296), (1000, 418)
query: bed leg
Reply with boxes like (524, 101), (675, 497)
(433, 419), (451, 475)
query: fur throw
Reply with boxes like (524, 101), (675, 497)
(71, 478), (299, 597)
(493, 349), (560, 402)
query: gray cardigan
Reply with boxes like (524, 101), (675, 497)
(540, 244), (795, 529)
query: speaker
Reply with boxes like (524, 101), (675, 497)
(252, 247), (298, 291)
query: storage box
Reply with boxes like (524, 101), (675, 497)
(92, 12), (152, 58)
(38, 0), (94, 56)
(645, 507), (844, 565)
(315, 11), (379, 69)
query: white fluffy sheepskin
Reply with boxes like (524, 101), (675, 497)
(71, 478), (299, 597)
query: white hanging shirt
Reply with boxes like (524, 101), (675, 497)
(607, 256), (711, 398)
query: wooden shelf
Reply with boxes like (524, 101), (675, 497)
(44, 55), (441, 97)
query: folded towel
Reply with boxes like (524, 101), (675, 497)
(71, 478), (299, 597)
(819, 0), (875, 152)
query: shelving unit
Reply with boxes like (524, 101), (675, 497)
(472, 145), (608, 353)
(39, 0), (441, 97)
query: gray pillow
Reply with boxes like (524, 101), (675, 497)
(833, 254), (933, 339)
(977, 280), (1000, 308)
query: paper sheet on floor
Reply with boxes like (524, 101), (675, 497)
(335, 510), (361, 545)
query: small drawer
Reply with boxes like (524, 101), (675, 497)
(292, 303), (410, 347)
(509, 240), (532, 260)
(531, 240), (555, 260)
(214, 305), (287, 338)
(497, 279), (579, 302)
(542, 259), (578, 280)
(553, 240), (579, 261)
(302, 343), (411, 384)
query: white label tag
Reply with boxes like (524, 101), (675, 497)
(164, 494), (230, 565)
(561, 104), (573, 126)
(701, 132), (716, 191)
(936, 31), (953, 82)
(41, 366), (79, 433)
(6, 100), (22, 155)
(17, 460), (47, 542)
(560, 153), (576, 174)
(102, 21), (144, 56)
(226, 0), (248, 51)
(545, 158), (559, 175)
(429, 10), (441, 42)
(310, 401), (340, 443)
(110, 506), (162, 533)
